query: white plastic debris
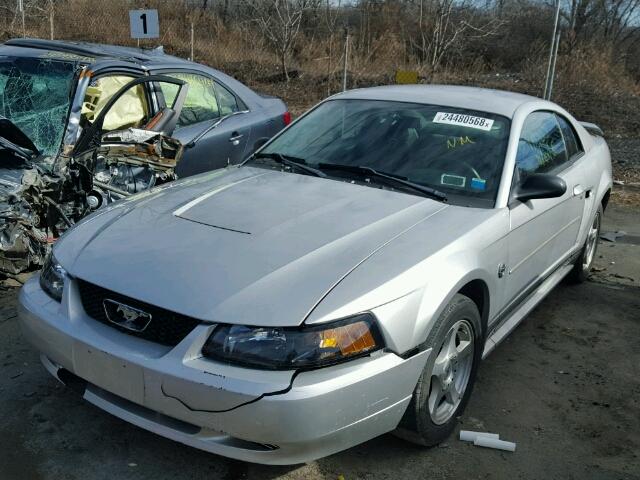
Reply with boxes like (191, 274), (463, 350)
(474, 436), (516, 452)
(459, 430), (500, 442)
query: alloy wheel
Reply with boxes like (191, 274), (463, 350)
(428, 319), (475, 425)
(583, 211), (601, 271)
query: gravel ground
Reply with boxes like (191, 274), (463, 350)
(605, 137), (640, 207)
(608, 137), (640, 184)
(0, 205), (639, 480)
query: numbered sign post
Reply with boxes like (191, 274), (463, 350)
(129, 9), (159, 39)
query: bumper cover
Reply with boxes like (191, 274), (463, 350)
(18, 276), (430, 464)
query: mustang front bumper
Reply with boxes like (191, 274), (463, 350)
(18, 276), (430, 465)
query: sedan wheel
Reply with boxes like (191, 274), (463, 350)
(582, 211), (601, 270)
(395, 293), (482, 446)
(428, 319), (474, 425)
(570, 205), (603, 283)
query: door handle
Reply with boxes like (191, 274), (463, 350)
(229, 132), (243, 145)
(573, 184), (593, 197)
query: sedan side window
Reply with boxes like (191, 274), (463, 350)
(555, 114), (583, 160)
(159, 72), (220, 128)
(515, 111), (568, 178)
(215, 81), (240, 116)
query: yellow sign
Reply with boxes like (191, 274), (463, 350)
(395, 70), (419, 84)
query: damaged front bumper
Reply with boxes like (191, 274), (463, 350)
(18, 275), (430, 465)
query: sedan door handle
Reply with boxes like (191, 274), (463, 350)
(229, 132), (243, 145)
(573, 184), (585, 196)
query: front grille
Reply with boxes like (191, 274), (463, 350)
(77, 279), (200, 347)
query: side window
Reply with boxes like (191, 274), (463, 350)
(515, 112), (568, 178)
(82, 75), (150, 131)
(555, 114), (583, 159)
(215, 81), (240, 116)
(159, 72), (219, 127)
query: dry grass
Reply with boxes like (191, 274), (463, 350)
(1, 0), (639, 134)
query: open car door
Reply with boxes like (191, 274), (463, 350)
(74, 75), (188, 153)
(70, 75), (188, 202)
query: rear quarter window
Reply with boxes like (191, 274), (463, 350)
(555, 114), (583, 160)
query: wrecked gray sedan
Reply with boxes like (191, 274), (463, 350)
(0, 39), (288, 275)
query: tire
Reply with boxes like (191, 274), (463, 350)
(569, 205), (603, 283)
(395, 293), (482, 446)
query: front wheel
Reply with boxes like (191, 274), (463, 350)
(395, 294), (482, 446)
(569, 205), (602, 283)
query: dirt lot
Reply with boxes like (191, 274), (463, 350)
(0, 202), (638, 480)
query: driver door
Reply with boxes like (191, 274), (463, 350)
(505, 111), (586, 306)
(73, 75), (187, 155)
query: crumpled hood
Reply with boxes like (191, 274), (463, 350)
(58, 167), (447, 326)
(0, 116), (38, 162)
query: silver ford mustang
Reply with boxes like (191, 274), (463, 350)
(18, 85), (612, 464)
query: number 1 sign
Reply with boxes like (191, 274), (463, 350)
(129, 9), (159, 39)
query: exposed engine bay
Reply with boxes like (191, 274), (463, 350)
(81, 128), (182, 201)
(0, 120), (183, 275)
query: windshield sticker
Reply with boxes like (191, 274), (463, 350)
(434, 112), (494, 131)
(447, 135), (475, 149)
(441, 174), (466, 187)
(470, 178), (487, 190)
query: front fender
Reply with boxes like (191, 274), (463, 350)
(305, 207), (509, 355)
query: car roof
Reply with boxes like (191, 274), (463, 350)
(333, 85), (550, 118)
(0, 38), (270, 111)
(1, 38), (190, 67)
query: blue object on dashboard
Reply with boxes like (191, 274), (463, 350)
(471, 178), (487, 190)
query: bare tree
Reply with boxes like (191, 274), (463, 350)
(321, 0), (343, 94)
(600, 0), (640, 46)
(410, 0), (504, 69)
(245, 0), (312, 81)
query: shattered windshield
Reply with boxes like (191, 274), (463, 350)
(0, 56), (77, 158)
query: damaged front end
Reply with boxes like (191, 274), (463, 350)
(0, 117), (53, 275)
(0, 166), (49, 275)
(70, 128), (183, 207)
(0, 74), (188, 276)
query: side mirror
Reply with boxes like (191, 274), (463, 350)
(253, 137), (270, 151)
(514, 173), (567, 203)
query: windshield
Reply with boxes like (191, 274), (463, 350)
(0, 56), (77, 158)
(261, 99), (511, 206)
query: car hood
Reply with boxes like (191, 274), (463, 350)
(59, 167), (447, 327)
(0, 117), (38, 162)
(0, 116), (39, 168)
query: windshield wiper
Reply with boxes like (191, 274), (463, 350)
(318, 163), (447, 202)
(250, 152), (327, 178)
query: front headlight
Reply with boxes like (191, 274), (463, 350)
(202, 313), (384, 370)
(40, 252), (67, 302)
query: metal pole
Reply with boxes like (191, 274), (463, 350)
(18, 0), (25, 37)
(190, 22), (194, 61)
(342, 28), (349, 92)
(543, 0), (561, 99)
(49, 1), (54, 40)
(547, 30), (561, 100)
